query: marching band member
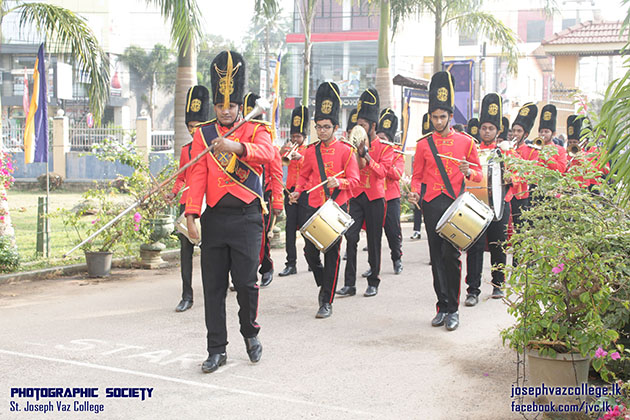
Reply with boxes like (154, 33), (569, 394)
(338, 88), (394, 298)
(466, 117), (480, 143)
(566, 115), (608, 189)
(185, 51), (275, 373)
(511, 103), (537, 149)
(345, 107), (358, 136)
(407, 71), (482, 331)
(279, 105), (310, 277)
(410, 113), (433, 241)
(464, 93), (510, 306)
(378, 108), (404, 275)
(289, 82), (359, 318)
(168, 85), (210, 313)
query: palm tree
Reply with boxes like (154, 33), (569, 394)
(376, 0), (394, 109)
(0, 1), (110, 125)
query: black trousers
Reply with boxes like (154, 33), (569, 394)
(302, 204), (344, 304)
(423, 194), (462, 314)
(178, 204), (194, 301)
(384, 198), (402, 262)
(413, 206), (423, 231)
(344, 193), (385, 288)
(465, 201), (511, 296)
(200, 204), (262, 354)
(259, 191), (274, 275)
(510, 196), (529, 267)
(284, 188), (309, 267)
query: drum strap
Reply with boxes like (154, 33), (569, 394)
(427, 135), (465, 198)
(315, 143), (341, 201)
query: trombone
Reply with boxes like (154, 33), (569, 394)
(281, 142), (299, 166)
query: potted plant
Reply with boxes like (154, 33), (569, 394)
(501, 150), (628, 387)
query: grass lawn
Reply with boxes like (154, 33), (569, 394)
(5, 189), (178, 272)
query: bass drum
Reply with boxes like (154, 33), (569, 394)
(435, 192), (494, 251)
(465, 149), (507, 221)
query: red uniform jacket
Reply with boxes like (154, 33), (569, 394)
(385, 147), (404, 201)
(172, 142), (193, 204)
(411, 129), (482, 202)
(185, 119), (275, 217)
(517, 142), (567, 174)
(264, 147), (284, 211)
(568, 146), (608, 188)
(354, 137), (394, 200)
(479, 142), (516, 202)
(295, 138), (360, 208)
(286, 144), (308, 190)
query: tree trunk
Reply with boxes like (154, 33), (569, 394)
(173, 40), (197, 158)
(376, 0), (393, 109)
(433, 0), (443, 74)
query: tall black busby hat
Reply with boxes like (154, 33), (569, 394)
(467, 118), (480, 142)
(185, 85), (210, 124)
(210, 51), (246, 108)
(498, 116), (510, 140)
(538, 104), (557, 133)
(346, 108), (358, 132)
(290, 105), (309, 136)
(429, 71), (455, 114)
(479, 93), (502, 131)
(377, 108), (398, 143)
(567, 114), (587, 141)
(243, 92), (263, 120)
(512, 103), (538, 134)
(357, 88), (380, 124)
(314, 82), (341, 126)
(422, 112), (434, 135)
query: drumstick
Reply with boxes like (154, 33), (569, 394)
(437, 154), (481, 167)
(272, 173), (291, 194)
(267, 214), (277, 240)
(306, 170), (345, 193)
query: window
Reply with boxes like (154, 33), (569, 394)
(526, 20), (546, 42)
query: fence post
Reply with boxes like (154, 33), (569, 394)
(52, 109), (69, 178)
(36, 196), (50, 257)
(136, 111), (151, 163)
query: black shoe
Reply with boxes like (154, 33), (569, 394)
(446, 312), (459, 331)
(336, 286), (356, 297)
(491, 286), (505, 299)
(431, 312), (447, 327)
(361, 269), (372, 278)
(278, 265), (297, 277)
(410, 231), (422, 240)
(260, 271), (273, 287)
(464, 294), (479, 307)
(244, 336), (262, 363)
(318, 288), (325, 306)
(316, 303), (332, 318)
(201, 353), (227, 373)
(364, 286), (378, 297)
(175, 299), (193, 312)
(393, 259), (403, 275)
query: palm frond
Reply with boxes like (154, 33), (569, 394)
(254, 0), (279, 18)
(446, 11), (520, 75)
(17, 3), (110, 124)
(145, 0), (202, 55)
(390, 0), (435, 35)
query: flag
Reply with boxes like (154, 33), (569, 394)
(24, 43), (49, 165)
(22, 68), (29, 114)
(270, 52), (282, 142)
(401, 89), (411, 151)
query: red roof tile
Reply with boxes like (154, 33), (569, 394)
(543, 21), (628, 45)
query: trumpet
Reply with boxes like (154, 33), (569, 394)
(527, 137), (543, 150)
(281, 142), (299, 166)
(568, 143), (581, 157)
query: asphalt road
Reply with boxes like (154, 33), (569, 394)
(0, 224), (519, 419)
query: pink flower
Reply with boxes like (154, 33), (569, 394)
(595, 347), (608, 358)
(0, 216), (4, 221)
(134, 224), (140, 231)
(610, 352), (621, 360)
(133, 212), (142, 223)
(551, 263), (565, 274)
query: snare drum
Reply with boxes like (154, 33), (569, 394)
(465, 149), (507, 220)
(436, 192), (494, 251)
(175, 213), (201, 246)
(300, 199), (354, 253)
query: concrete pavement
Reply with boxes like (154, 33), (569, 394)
(0, 223), (519, 419)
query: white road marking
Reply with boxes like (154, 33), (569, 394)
(0, 349), (372, 416)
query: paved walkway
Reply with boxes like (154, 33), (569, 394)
(0, 224), (519, 419)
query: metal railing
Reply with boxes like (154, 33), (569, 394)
(1, 126), (25, 152)
(151, 131), (174, 151)
(69, 125), (131, 151)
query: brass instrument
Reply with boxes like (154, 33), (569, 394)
(527, 137), (543, 150)
(281, 142), (299, 166)
(568, 143), (581, 157)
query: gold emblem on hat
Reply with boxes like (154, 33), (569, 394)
(437, 87), (449, 102)
(218, 77), (234, 97)
(488, 103), (499, 116)
(245, 106), (253, 115)
(321, 99), (333, 114)
(293, 116), (301, 127)
(190, 99), (202, 113)
(471, 126), (478, 135)
(520, 107), (530, 117)
(543, 111), (552, 121)
(424, 120), (429, 130)
(383, 120), (392, 129)
(351, 113), (358, 123)
(568, 126), (574, 136)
